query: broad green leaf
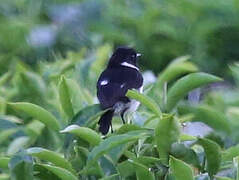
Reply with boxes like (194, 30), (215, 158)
(170, 143), (200, 169)
(99, 156), (117, 176)
(0, 128), (18, 145)
(126, 90), (161, 116)
(166, 72), (222, 111)
(8, 102), (60, 131)
(37, 164), (78, 180)
(9, 151), (34, 180)
(134, 156), (161, 167)
(20, 71), (46, 97)
(71, 104), (101, 125)
(117, 160), (135, 178)
(129, 160), (155, 180)
(86, 130), (150, 168)
(0, 157), (10, 169)
(197, 138), (221, 178)
(222, 144), (239, 162)
(64, 78), (83, 113)
(60, 125), (101, 146)
(59, 76), (74, 118)
(64, 104), (102, 151)
(144, 116), (159, 129)
(33, 164), (61, 180)
(155, 114), (180, 165)
(25, 120), (45, 137)
(180, 134), (197, 141)
(157, 60), (198, 87)
(169, 156), (194, 180)
(117, 124), (143, 134)
(26, 147), (75, 174)
(214, 176), (234, 180)
(7, 136), (30, 155)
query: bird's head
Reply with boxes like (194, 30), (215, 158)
(107, 47), (141, 69)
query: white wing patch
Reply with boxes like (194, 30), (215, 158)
(120, 83), (125, 88)
(138, 86), (143, 93)
(100, 80), (108, 86)
(121, 62), (139, 71)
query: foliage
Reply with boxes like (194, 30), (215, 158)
(1, 46), (239, 180)
(0, 0), (239, 77)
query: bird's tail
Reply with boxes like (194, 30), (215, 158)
(98, 109), (114, 135)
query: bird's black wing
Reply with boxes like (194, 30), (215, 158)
(97, 67), (143, 109)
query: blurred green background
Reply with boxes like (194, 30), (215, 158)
(1, 1), (239, 179)
(1, 0), (239, 78)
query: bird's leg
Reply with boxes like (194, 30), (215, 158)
(120, 108), (128, 124)
(110, 123), (114, 133)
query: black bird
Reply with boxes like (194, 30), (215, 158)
(97, 47), (143, 135)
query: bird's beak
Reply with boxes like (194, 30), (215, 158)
(136, 53), (141, 57)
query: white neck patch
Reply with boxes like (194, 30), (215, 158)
(121, 62), (139, 71)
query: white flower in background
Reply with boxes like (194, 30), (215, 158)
(142, 70), (156, 86)
(27, 26), (57, 47)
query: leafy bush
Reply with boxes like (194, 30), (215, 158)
(1, 0), (239, 77)
(1, 46), (239, 180)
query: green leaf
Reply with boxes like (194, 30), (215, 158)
(8, 102), (60, 131)
(222, 144), (239, 162)
(0, 128), (19, 145)
(9, 151), (34, 180)
(180, 134), (197, 141)
(71, 104), (101, 125)
(20, 71), (46, 97)
(129, 160), (155, 180)
(37, 164), (78, 180)
(25, 120), (45, 137)
(197, 138), (221, 178)
(169, 156), (194, 180)
(59, 76), (74, 118)
(99, 156), (117, 176)
(170, 143), (200, 169)
(117, 160), (135, 178)
(157, 60), (198, 87)
(7, 136), (30, 155)
(33, 164), (61, 180)
(166, 72), (222, 111)
(126, 90), (161, 116)
(0, 157), (10, 169)
(155, 114), (180, 165)
(134, 156), (161, 167)
(64, 78), (84, 112)
(26, 147), (76, 174)
(60, 125), (101, 146)
(117, 124), (143, 134)
(86, 130), (150, 168)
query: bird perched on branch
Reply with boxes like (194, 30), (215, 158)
(97, 47), (143, 135)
